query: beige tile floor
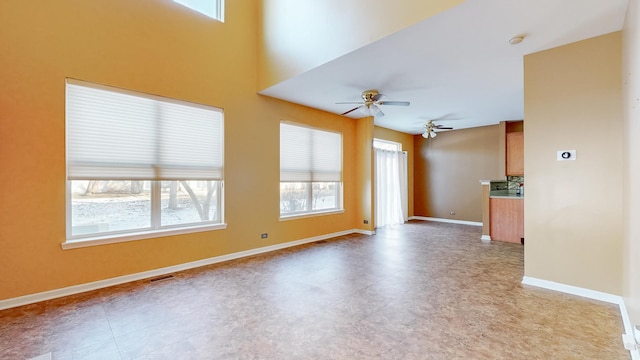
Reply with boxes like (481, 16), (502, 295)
(0, 221), (630, 359)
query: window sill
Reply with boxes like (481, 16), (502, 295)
(62, 223), (227, 250)
(279, 209), (345, 221)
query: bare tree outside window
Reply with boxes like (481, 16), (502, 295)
(179, 180), (218, 221)
(70, 180), (221, 236)
(280, 182), (339, 215)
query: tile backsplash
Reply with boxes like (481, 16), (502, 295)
(490, 176), (524, 191)
(507, 176), (524, 190)
(490, 181), (508, 191)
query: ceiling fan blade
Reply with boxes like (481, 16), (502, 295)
(378, 101), (410, 106)
(372, 93), (384, 101)
(435, 126), (454, 130)
(371, 104), (384, 117)
(341, 106), (361, 116)
(431, 113), (460, 121)
(336, 101), (364, 105)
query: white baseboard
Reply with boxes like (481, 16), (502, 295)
(480, 235), (491, 242)
(410, 216), (482, 227)
(0, 229), (370, 311)
(521, 276), (622, 304)
(522, 276), (639, 359)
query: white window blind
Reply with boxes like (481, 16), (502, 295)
(280, 122), (342, 182)
(66, 79), (223, 181)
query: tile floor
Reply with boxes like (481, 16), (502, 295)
(0, 220), (630, 359)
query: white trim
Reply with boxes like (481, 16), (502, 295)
(62, 223), (228, 250)
(521, 276), (621, 304)
(481, 235), (491, 242)
(354, 229), (375, 236)
(410, 216), (482, 227)
(279, 209), (345, 221)
(522, 276), (639, 359)
(620, 300), (636, 342)
(28, 353), (52, 360)
(373, 138), (402, 151)
(620, 301), (640, 360)
(1, 229), (370, 310)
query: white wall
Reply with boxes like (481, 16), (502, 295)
(623, 0), (640, 328)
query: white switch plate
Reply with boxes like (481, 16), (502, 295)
(557, 150), (576, 161)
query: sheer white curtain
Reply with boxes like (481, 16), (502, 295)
(375, 149), (408, 227)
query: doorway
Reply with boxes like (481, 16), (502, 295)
(373, 139), (408, 228)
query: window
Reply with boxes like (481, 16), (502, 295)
(174, 0), (224, 22)
(373, 138), (402, 151)
(280, 122), (343, 217)
(66, 79), (224, 244)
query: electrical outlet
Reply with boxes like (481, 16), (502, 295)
(261, 233), (268, 239)
(449, 211), (456, 215)
(363, 220), (369, 224)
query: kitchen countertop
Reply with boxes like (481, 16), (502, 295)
(489, 190), (524, 199)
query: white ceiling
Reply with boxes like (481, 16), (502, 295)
(259, 0), (629, 135)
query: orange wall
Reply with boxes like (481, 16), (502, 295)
(356, 117), (375, 231)
(0, 0), (363, 300)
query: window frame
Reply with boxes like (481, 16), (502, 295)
(64, 181), (227, 249)
(279, 122), (344, 220)
(373, 138), (402, 151)
(64, 80), (226, 249)
(174, 0), (225, 22)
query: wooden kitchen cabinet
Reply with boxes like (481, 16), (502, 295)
(490, 198), (524, 243)
(506, 131), (524, 176)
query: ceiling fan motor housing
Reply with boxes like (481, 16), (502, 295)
(361, 90), (379, 103)
(338, 89), (408, 116)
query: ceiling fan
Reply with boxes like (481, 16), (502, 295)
(422, 120), (453, 139)
(337, 89), (410, 117)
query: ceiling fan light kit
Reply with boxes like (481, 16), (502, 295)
(358, 103), (384, 117)
(422, 119), (453, 139)
(422, 130), (437, 139)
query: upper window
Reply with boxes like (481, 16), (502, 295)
(174, 0), (224, 22)
(373, 138), (402, 151)
(65, 79), (224, 244)
(280, 122), (343, 218)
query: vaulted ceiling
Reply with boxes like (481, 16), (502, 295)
(259, 0), (629, 134)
